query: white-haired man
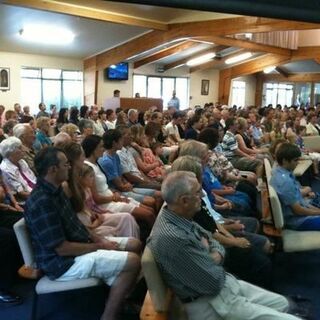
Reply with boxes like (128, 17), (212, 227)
(127, 109), (139, 127)
(148, 171), (301, 320)
(13, 124), (36, 173)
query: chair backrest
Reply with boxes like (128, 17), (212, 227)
(141, 246), (170, 312)
(268, 184), (285, 229)
(264, 158), (284, 229)
(13, 218), (37, 268)
(264, 158), (272, 183)
(302, 135), (320, 151)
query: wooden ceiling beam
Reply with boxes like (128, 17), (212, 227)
(227, 53), (292, 78)
(86, 16), (319, 70)
(275, 66), (289, 78)
(163, 45), (228, 71)
(190, 49), (246, 73)
(291, 46), (320, 61)
(169, 17), (320, 38)
(195, 35), (292, 56)
(95, 30), (178, 70)
(133, 41), (198, 69)
(4, 0), (168, 30)
(262, 73), (320, 82)
(315, 58), (320, 65)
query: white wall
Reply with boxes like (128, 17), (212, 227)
(189, 69), (219, 107)
(298, 30), (320, 47)
(97, 63), (219, 109)
(0, 51), (82, 110)
(229, 75), (256, 107)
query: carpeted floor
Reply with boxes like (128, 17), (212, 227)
(2, 249), (320, 320)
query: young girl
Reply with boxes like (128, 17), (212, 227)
(131, 126), (166, 181)
(78, 163), (140, 239)
(145, 142), (166, 180)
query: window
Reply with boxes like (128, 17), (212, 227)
(314, 83), (320, 105)
(21, 67), (83, 115)
(294, 83), (311, 107)
(231, 80), (246, 107)
(265, 83), (293, 107)
(133, 74), (189, 109)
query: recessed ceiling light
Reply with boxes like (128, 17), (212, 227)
(225, 52), (252, 65)
(186, 52), (216, 66)
(19, 25), (75, 46)
(264, 66), (276, 74)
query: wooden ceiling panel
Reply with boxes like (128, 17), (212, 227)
(4, 0), (168, 30)
(196, 36), (291, 56)
(228, 53), (291, 78)
(133, 40), (198, 69)
(87, 16), (319, 69)
(163, 45), (228, 71)
(190, 49), (246, 73)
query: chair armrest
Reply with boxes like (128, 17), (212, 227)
(140, 291), (171, 320)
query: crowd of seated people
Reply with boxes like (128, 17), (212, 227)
(0, 100), (320, 319)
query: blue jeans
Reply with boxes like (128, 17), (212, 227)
(122, 187), (156, 203)
(296, 216), (320, 231)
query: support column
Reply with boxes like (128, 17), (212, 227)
(218, 69), (231, 105)
(84, 56), (98, 106)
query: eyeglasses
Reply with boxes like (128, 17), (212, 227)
(180, 188), (203, 199)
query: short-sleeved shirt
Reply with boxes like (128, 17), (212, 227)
(98, 152), (122, 188)
(0, 158), (36, 195)
(21, 144), (36, 173)
(251, 125), (263, 142)
(117, 147), (144, 179)
(202, 166), (251, 210)
(24, 178), (91, 279)
(35, 131), (52, 151)
(164, 122), (181, 141)
(148, 206), (225, 301)
(221, 131), (238, 159)
(167, 97), (180, 110)
(270, 166), (309, 229)
(184, 127), (198, 140)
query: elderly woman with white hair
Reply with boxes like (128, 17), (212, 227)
(0, 137), (36, 203)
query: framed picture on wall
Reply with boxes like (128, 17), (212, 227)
(0, 68), (10, 91)
(201, 79), (209, 95)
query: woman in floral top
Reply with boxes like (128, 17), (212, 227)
(198, 127), (257, 185)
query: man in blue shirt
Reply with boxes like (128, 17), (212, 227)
(167, 90), (180, 110)
(270, 142), (320, 230)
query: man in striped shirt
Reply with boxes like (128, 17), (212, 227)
(148, 171), (299, 320)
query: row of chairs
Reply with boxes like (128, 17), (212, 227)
(140, 158), (320, 320)
(263, 158), (320, 252)
(14, 156), (320, 320)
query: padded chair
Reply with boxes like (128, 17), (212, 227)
(13, 218), (102, 320)
(303, 135), (320, 152)
(264, 159), (320, 252)
(141, 246), (187, 320)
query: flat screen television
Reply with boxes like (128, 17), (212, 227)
(105, 62), (129, 80)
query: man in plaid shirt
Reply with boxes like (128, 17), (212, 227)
(24, 147), (141, 320)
